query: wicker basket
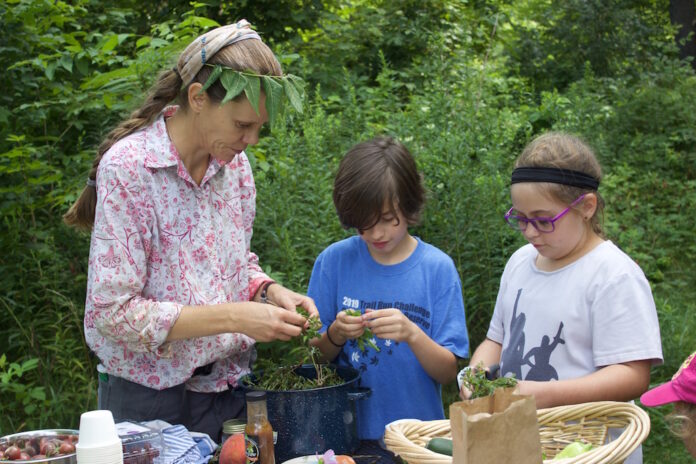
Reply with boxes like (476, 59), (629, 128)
(383, 401), (650, 464)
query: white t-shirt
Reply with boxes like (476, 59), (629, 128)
(489, 241), (662, 380)
(487, 241), (663, 464)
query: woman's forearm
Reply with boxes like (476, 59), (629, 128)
(166, 300), (308, 343)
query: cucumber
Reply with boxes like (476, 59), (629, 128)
(425, 437), (453, 456)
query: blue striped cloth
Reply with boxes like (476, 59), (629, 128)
(143, 421), (216, 464)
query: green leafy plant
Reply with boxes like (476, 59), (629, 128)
(0, 355), (47, 420)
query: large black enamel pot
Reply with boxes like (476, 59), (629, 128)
(240, 364), (370, 462)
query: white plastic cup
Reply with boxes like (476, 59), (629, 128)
(76, 441), (123, 464)
(76, 442), (123, 464)
(76, 410), (121, 448)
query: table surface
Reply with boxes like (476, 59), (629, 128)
(351, 440), (401, 464)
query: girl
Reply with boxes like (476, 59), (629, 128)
(460, 132), (662, 463)
(64, 20), (317, 441)
(308, 136), (469, 442)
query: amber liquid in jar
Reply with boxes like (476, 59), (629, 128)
(244, 391), (275, 464)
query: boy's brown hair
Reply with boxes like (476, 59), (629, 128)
(333, 136), (425, 231)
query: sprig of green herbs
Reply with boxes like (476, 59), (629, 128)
(463, 362), (517, 399)
(344, 309), (380, 352)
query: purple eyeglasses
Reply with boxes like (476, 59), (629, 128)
(504, 194), (586, 233)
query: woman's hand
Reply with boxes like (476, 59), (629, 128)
(363, 308), (416, 343)
(265, 283), (319, 319)
(242, 301), (310, 342)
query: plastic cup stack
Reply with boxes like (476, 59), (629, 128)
(76, 410), (124, 464)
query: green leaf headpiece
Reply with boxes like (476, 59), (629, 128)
(200, 64), (306, 127)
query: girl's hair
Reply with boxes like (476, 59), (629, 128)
(63, 37), (282, 230)
(668, 401), (696, 449)
(333, 136), (425, 231)
(515, 132), (605, 237)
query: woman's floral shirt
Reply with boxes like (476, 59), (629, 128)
(85, 107), (270, 392)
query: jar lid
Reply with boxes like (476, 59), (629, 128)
(222, 419), (246, 434)
(245, 390), (267, 402)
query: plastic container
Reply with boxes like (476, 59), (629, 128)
(115, 422), (164, 464)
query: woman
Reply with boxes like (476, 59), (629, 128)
(64, 19), (317, 440)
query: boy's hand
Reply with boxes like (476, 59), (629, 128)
(330, 309), (368, 342)
(363, 308), (416, 343)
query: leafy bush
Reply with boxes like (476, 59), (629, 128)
(502, 0), (675, 92)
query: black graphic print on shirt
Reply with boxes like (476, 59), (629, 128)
(500, 288), (565, 381)
(340, 299), (431, 374)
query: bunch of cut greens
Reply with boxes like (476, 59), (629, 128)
(343, 309), (380, 352)
(249, 308), (343, 390)
(463, 362), (518, 399)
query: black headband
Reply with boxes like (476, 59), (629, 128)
(511, 166), (600, 190)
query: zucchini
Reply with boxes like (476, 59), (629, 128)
(425, 437), (453, 456)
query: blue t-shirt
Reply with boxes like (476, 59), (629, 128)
(307, 235), (469, 439)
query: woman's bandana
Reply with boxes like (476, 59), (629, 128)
(177, 19), (261, 85)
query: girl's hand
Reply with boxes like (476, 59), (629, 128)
(457, 365), (501, 400)
(330, 309), (367, 342)
(458, 366), (477, 400)
(459, 384), (473, 400)
(363, 308), (416, 343)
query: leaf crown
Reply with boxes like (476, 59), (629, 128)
(200, 64), (305, 126)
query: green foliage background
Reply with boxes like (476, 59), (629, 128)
(1, 0), (695, 461)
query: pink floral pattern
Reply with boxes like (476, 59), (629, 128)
(85, 106), (270, 392)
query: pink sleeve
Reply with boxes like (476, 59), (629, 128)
(87, 155), (181, 352)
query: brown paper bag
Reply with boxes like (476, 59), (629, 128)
(449, 387), (542, 464)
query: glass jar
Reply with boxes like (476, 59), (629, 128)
(221, 419), (246, 444)
(244, 391), (275, 464)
